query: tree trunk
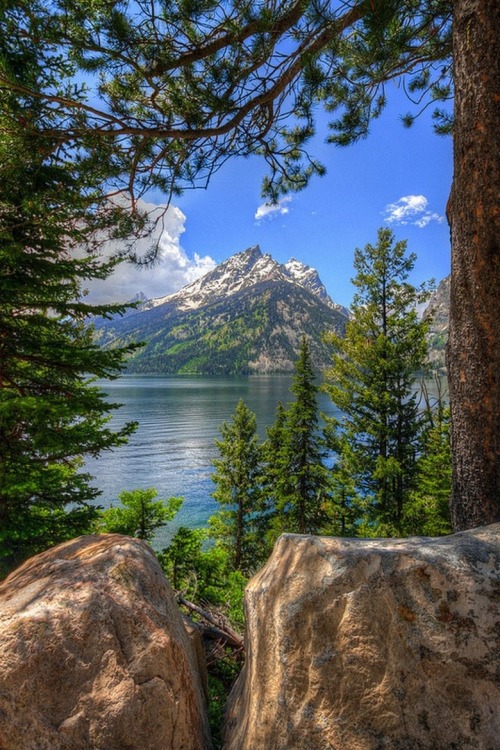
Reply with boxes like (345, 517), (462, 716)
(448, 0), (500, 529)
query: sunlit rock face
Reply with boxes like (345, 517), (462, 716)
(224, 525), (500, 750)
(0, 535), (212, 750)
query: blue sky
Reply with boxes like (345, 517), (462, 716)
(93, 83), (452, 308)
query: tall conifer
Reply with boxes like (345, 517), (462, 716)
(402, 381), (452, 536)
(323, 228), (431, 535)
(0, 24), (137, 573)
(210, 399), (262, 573)
(269, 337), (330, 535)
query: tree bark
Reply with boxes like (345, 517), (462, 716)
(448, 0), (500, 529)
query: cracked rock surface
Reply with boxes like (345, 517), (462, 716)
(0, 534), (212, 750)
(224, 524), (500, 750)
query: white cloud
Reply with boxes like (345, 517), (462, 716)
(254, 196), (292, 222)
(82, 198), (217, 303)
(414, 212), (443, 229)
(382, 195), (444, 227)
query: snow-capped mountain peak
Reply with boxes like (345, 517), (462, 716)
(94, 245), (351, 374)
(127, 291), (149, 304)
(141, 245), (341, 313)
(145, 245), (280, 311)
(283, 258), (330, 301)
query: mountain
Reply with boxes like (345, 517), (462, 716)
(93, 245), (349, 374)
(423, 275), (450, 371)
(282, 258), (351, 318)
(128, 291), (149, 304)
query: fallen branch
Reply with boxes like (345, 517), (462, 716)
(177, 595), (244, 650)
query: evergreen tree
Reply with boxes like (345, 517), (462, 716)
(323, 424), (364, 537)
(402, 380), (452, 536)
(268, 337), (330, 536)
(209, 399), (262, 573)
(159, 526), (206, 592)
(323, 228), (431, 535)
(95, 489), (182, 543)
(258, 400), (288, 549)
(1, 1), (453, 203)
(159, 527), (247, 626)
(0, 17), (138, 574)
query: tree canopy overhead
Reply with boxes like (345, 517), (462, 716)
(0, 0), (452, 204)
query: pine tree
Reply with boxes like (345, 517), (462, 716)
(323, 423), (364, 537)
(323, 228), (432, 535)
(268, 337), (330, 536)
(0, 22), (138, 573)
(402, 380), (452, 536)
(209, 399), (262, 573)
(159, 526), (206, 592)
(95, 489), (182, 543)
(258, 401), (288, 552)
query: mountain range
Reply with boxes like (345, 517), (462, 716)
(93, 245), (350, 374)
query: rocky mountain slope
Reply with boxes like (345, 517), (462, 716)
(424, 275), (450, 371)
(93, 245), (349, 374)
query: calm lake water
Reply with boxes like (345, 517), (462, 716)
(85, 374), (341, 545)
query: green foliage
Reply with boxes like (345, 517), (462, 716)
(159, 528), (247, 627)
(207, 674), (229, 750)
(95, 489), (182, 543)
(0, 18), (139, 575)
(258, 400), (288, 551)
(402, 382), (452, 535)
(159, 525), (206, 591)
(205, 632), (245, 749)
(265, 337), (331, 537)
(322, 424), (364, 537)
(209, 399), (262, 573)
(159, 527), (246, 749)
(0, 1), (452, 235)
(323, 228), (434, 535)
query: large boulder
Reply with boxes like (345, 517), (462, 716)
(0, 534), (212, 750)
(224, 524), (500, 750)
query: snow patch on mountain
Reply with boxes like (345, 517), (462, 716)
(283, 258), (330, 301)
(140, 245), (344, 314)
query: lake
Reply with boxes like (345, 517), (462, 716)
(85, 374), (342, 545)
